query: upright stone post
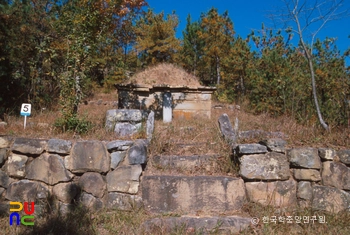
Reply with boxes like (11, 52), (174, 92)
(163, 92), (172, 123)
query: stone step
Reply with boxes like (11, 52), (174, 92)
(141, 175), (245, 214)
(152, 154), (220, 170)
(141, 216), (252, 234)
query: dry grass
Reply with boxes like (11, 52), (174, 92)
(127, 63), (201, 87)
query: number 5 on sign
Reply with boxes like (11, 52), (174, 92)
(20, 103), (31, 129)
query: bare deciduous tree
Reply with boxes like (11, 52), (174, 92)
(275, 0), (349, 131)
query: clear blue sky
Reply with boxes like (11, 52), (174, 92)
(146, 0), (350, 63)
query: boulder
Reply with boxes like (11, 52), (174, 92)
(293, 169), (321, 182)
(47, 139), (72, 155)
(259, 138), (286, 153)
(7, 153), (28, 178)
(312, 185), (350, 213)
(128, 139), (147, 165)
(321, 161), (350, 190)
(53, 182), (79, 203)
(106, 165), (142, 194)
(65, 141), (110, 173)
(288, 148), (321, 169)
(12, 138), (46, 155)
(79, 172), (106, 198)
(239, 152), (290, 180)
(245, 178), (297, 208)
(26, 153), (73, 185)
(337, 150), (350, 165)
(6, 180), (49, 202)
(107, 192), (143, 210)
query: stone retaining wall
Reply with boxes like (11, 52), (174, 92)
(0, 136), (147, 214)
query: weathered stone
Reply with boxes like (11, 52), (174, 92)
(53, 182), (79, 203)
(297, 181), (313, 200)
(110, 151), (126, 169)
(0, 170), (11, 188)
(114, 123), (140, 137)
(78, 192), (104, 211)
(0, 187), (4, 197)
(7, 153), (28, 178)
(146, 111), (155, 141)
(141, 216), (252, 235)
(337, 150), (350, 165)
(288, 148), (321, 169)
(58, 202), (75, 215)
(312, 185), (350, 213)
(79, 172), (106, 198)
(321, 161), (350, 190)
(6, 180), (49, 201)
(293, 169), (321, 182)
(47, 139), (72, 154)
(142, 175), (246, 213)
(318, 148), (335, 161)
(152, 155), (219, 170)
(26, 153), (73, 185)
(0, 148), (7, 165)
(128, 139), (147, 165)
(106, 109), (143, 131)
(218, 113), (237, 144)
(107, 192), (143, 210)
(235, 144), (268, 155)
(12, 138), (46, 155)
(0, 137), (10, 148)
(65, 141), (110, 173)
(239, 152), (290, 180)
(245, 178), (297, 208)
(259, 138), (286, 153)
(106, 165), (142, 194)
(106, 140), (134, 152)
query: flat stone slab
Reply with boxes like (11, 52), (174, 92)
(239, 152), (290, 180)
(337, 150), (350, 165)
(321, 161), (350, 190)
(235, 144), (268, 155)
(106, 140), (134, 152)
(141, 175), (246, 213)
(47, 139), (72, 154)
(12, 138), (46, 155)
(152, 155), (220, 169)
(141, 216), (252, 234)
(312, 185), (350, 213)
(288, 148), (321, 169)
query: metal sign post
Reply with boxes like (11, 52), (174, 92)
(20, 103), (31, 129)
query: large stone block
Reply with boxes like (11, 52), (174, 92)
(53, 182), (79, 203)
(293, 169), (321, 182)
(321, 161), (350, 190)
(107, 192), (143, 210)
(106, 140), (134, 152)
(0, 170), (11, 188)
(239, 152), (290, 180)
(6, 180), (49, 202)
(106, 165), (142, 194)
(7, 153), (28, 178)
(47, 139), (72, 155)
(297, 181), (313, 201)
(12, 138), (46, 155)
(26, 153), (73, 185)
(114, 123), (141, 137)
(318, 148), (335, 161)
(78, 192), (104, 212)
(128, 139), (147, 165)
(79, 172), (106, 198)
(235, 144), (268, 155)
(65, 141), (110, 173)
(337, 150), (350, 165)
(110, 151), (126, 169)
(105, 109), (143, 131)
(288, 148), (321, 169)
(312, 185), (350, 213)
(142, 175), (246, 213)
(245, 178), (297, 208)
(259, 138), (286, 153)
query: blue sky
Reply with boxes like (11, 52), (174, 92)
(146, 0), (350, 63)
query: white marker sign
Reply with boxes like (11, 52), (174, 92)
(20, 103), (31, 129)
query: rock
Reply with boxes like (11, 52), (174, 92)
(321, 161), (350, 190)
(318, 148), (335, 161)
(0, 170), (11, 188)
(78, 192), (103, 211)
(7, 153), (28, 178)
(58, 202), (75, 215)
(106, 140), (134, 152)
(107, 192), (143, 210)
(114, 123), (140, 137)
(0, 148), (7, 165)
(288, 148), (321, 169)
(128, 139), (147, 165)
(146, 111), (155, 142)
(218, 113), (237, 145)
(0, 187), (4, 197)
(26, 153), (73, 185)
(235, 144), (268, 155)
(337, 150), (350, 165)
(239, 152), (290, 180)
(152, 155), (219, 170)
(47, 139), (72, 155)
(259, 138), (286, 153)
(142, 175), (246, 213)
(106, 165), (142, 194)
(79, 172), (106, 198)
(105, 109), (143, 131)
(53, 182), (79, 203)
(245, 178), (297, 208)
(12, 138), (46, 155)
(6, 180), (49, 202)
(65, 141), (110, 173)
(110, 151), (126, 169)
(0, 137), (10, 148)
(293, 169), (321, 182)
(312, 185), (350, 213)
(297, 181), (313, 201)
(141, 216), (252, 235)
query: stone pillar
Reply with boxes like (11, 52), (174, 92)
(163, 92), (172, 123)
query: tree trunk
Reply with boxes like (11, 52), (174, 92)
(216, 55), (221, 85)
